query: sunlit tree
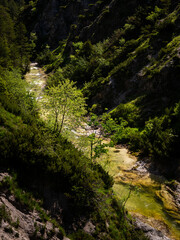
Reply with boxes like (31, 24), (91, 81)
(43, 78), (87, 135)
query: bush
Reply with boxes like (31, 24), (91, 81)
(140, 116), (174, 161)
(36, 45), (57, 66)
(110, 100), (140, 127)
(93, 164), (114, 189)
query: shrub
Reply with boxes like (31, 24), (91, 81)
(140, 116), (174, 161)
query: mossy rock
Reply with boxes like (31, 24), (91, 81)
(156, 185), (180, 220)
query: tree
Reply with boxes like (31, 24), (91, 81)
(87, 113), (109, 162)
(43, 78), (87, 136)
(0, 5), (15, 68)
(88, 133), (108, 162)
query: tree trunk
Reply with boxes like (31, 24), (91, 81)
(58, 102), (67, 136)
(54, 111), (58, 132)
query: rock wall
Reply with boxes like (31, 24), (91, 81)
(33, 0), (92, 48)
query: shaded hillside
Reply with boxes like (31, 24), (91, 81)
(0, 66), (147, 240)
(38, 0), (180, 179)
(0, 0), (34, 72)
(22, 0), (100, 49)
(0, 2), (149, 240)
(0, 0), (179, 239)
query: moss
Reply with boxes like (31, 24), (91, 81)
(0, 205), (11, 225)
(134, 38), (150, 55)
(69, 230), (95, 240)
(144, 35), (180, 79)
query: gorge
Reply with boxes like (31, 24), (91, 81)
(0, 0), (180, 239)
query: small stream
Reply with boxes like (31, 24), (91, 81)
(98, 145), (180, 240)
(26, 62), (46, 100)
(26, 63), (180, 240)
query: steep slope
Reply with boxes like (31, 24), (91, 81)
(0, 76), (148, 239)
(22, 0), (100, 49)
(0, 173), (66, 240)
(76, 0), (144, 43)
(0, 0), (179, 239)
(38, 0), (180, 179)
(0, 3), (149, 238)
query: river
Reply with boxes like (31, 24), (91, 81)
(26, 63), (180, 240)
(98, 145), (180, 240)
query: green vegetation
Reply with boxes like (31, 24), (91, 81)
(0, 175), (65, 236)
(0, 0), (180, 238)
(0, 0), (36, 72)
(42, 75), (87, 135)
(0, 205), (11, 226)
(101, 102), (179, 163)
(40, 0), (180, 179)
(0, 69), (147, 239)
(0, 3), (147, 238)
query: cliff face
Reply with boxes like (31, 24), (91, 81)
(34, 0), (179, 113)
(32, 0), (93, 48)
(0, 173), (65, 240)
(78, 0), (140, 43)
(31, 0), (141, 48)
(31, 0), (180, 115)
(36, 0), (180, 179)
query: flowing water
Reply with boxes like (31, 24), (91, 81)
(26, 62), (46, 99)
(98, 146), (180, 240)
(26, 63), (180, 240)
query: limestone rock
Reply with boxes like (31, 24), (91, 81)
(135, 217), (171, 240)
(83, 221), (95, 234)
(33, 0), (91, 48)
(0, 188), (64, 240)
(156, 184), (180, 222)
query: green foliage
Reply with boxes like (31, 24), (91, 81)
(0, 5), (16, 68)
(88, 113), (99, 127)
(87, 113), (109, 162)
(43, 77), (87, 135)
(0, 101), (111, 214)
(46, 68), (66, 87)
(101, 98), (179, 165)
(110, 100), (140, 127)
(146, 6), (163, 22)
(88, 133), (109, 161)
(143, 34), (180, 81)
(0, 69), (37, 123)
(0, 3), (36, 71)
(140, 116), (175, 160)
(69, 230), (95, 239)
(101, 103), (142, 150)
(109, 119), (140, 146)
(36, 45), (57, 66)
(79, 40), (93, 58)
(73, 41), (84, 55)
(0, 0), (179, 238)
(0, 205), (11, 225)
(93, 164), (114, 189)
(0, 70), (145, 238)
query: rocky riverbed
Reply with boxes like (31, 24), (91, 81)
(99, 145), (180, 240)
(24, 63), (180, 240)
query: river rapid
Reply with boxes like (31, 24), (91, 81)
(26, 63), (180, 240)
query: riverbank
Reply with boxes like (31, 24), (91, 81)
(25, 62), (47, 99)
(25, 63), (180, 240)
(98, 143), (180, 240)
